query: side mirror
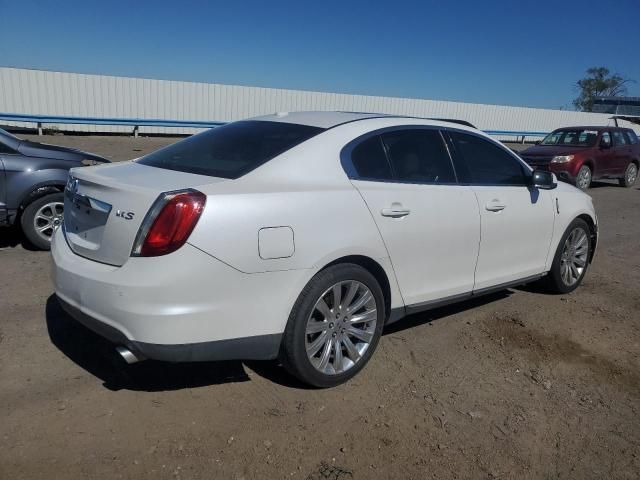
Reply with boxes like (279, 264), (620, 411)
(531, 169), (556, 190)
(535, 140), (541, 145)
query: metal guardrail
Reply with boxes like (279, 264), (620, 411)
(0, 113), (226, 137)
(0, 112), (548, 141)
(483, 130), (548, 143)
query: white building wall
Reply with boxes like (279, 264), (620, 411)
(0, 67), (636, 136)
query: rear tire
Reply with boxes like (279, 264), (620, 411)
(575, 165), (591, 190)
(21, 192), (64, 250)
(281, 263), (385, 388)
(619, 162), (638, 188)
(543, 218), (592, 294)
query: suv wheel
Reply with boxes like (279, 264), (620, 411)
(575, 165), (591, 190)
(543, 218), (591, 294)
(619, 162), (638, 188)
(281, 263), (385, 388)
(21, 192), (64, 250)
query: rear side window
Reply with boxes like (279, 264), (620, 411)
(449, 131), (528, 185)
(351, 136), (393, 180)
(612, 131), (628, 146)
(138, 121), (324, 179)
(381, 130), (456, 183)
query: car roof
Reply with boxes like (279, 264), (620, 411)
(250, 111), (477, 130)
(553, 126), (627, 131)
(250, 111), (390, 129)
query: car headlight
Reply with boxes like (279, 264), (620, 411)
(550, 155), (574, 164)
(81, 158), (103, 166)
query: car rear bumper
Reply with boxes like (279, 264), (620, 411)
(55, 295), (282, 362)
(51, 227), (309, 362)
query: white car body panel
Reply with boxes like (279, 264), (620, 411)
(543, 181), (597, 271)
(51, 111), (597, 363)
(52, 231), (311, 344)
(471, 185), (555, 290)
(352, 181), (480, 306)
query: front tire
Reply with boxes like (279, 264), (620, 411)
(619, 162), (638, 188)
(575, 165), (592, 190)
(21, 192), (64, 250)
(281, 263), (385, 388)
(544, 218), (592, 294)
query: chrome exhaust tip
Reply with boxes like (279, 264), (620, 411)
(116, 345), (140, 364)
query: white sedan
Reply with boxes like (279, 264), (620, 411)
(52, 112), (597, 387)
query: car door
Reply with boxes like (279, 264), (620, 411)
(344, 127), (480, 308)
(445, 130), (554, 291)
(595, 131), (616, 176)
(611, 131), (630, 174)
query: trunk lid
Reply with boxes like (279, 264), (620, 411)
(63, 161), (224, 266)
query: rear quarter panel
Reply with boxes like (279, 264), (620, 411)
(187, 124), (405, 309)
(188, 183), (391, 274)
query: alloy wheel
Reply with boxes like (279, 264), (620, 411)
(627, 164), (638, 185)
(32, 201), (64, 243)
(560, 227), (589, 286)
(305, 280), (378, 375)
(577, 167), (591, 190)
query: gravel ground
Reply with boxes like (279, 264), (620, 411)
(1, 135), (639, 479)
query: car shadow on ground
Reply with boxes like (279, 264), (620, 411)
(45, 295), (254, 392)
(46, 290), (516, 392)
(0, 225), (38, 250)
(383, 290), (511, 335)
(588, 180), (621, 189)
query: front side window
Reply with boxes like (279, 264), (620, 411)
(449, 131), (528, 185)
(626, 130), (638, 144)
(381, 129), (456, 184)
(613, 131), (628, 147)
(601, 132), (612, 147)
(138, 121), (324, 179)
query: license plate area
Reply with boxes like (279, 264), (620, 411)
(64, 183), (112, 251)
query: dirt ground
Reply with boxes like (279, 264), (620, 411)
(1, 135), (639, 480)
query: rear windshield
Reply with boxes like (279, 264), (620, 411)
(540, 129), (599, 147)
(138, 120), (324, 179)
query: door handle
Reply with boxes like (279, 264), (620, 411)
(381, 205), (411, 218)
(485, 200), (506, 212)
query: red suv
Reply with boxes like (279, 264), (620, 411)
(520, 126), (639, 190)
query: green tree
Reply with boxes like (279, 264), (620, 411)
(573, 67), (633, 112)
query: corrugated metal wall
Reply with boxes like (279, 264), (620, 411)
(0, 67), (635, 136)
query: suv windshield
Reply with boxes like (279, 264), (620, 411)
(138, 121), (324, 179)
(540, 129), (599, 147)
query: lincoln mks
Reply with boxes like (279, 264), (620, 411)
(52, 112), (597, 387)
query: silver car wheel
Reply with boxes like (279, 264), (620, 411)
(33, 201), (64, 243)
(560, 227), (589, 286)
(577, 167), (591, 190)
(305, 280), (377, 375)
(627, 163), (638, 185)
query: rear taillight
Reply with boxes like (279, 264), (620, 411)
(132, 189), (206, 257)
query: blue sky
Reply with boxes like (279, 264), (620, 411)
(1, 0), (638, 110)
